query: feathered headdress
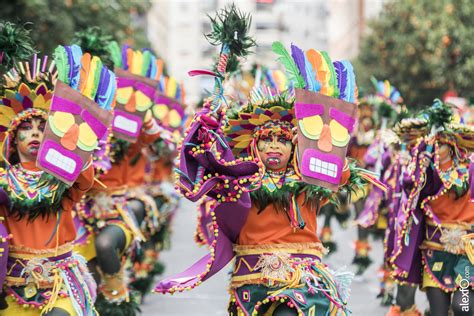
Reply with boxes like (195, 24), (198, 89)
(224, 42), (358, 156)
(72, 26), (115, 69)
(0, 53), (56, 162)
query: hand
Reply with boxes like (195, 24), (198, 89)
(420, 151), (433, 169)
(292, 127), (298, 145)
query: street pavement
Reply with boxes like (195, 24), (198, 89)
(142, 199), (428, 315)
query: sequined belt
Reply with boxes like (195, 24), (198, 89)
(422, 220), (473, 255)
(231, 243), (327, 287)
(6, 244), (74, 288)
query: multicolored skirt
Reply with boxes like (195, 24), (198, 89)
(228, 243), (352, 316)
(73, 190), (143, 260)
(421, 220), (474, 291)
(3, 244), (97, 315)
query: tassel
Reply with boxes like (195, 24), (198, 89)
(43, 270), (63, 314)
(463, 233), (474, 265)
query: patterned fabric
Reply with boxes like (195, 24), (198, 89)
(4, 250), (96, 315)
(422, 249), (473, 291)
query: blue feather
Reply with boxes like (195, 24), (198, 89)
(104, 70), (116, 110)
(341, 61), (355, 103)
(69, 45), (83, 90)
(305, 56), (321, 93)
(149, 55), (157, 79)
(264, 70), (276, 89)
(290, 44), (308, 89)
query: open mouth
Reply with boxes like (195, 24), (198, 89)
(38, 140), (82, 182)
(113, 110), (142, 138)
(300, 149), (343, 185)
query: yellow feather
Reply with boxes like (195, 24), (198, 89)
(166, 77), (177, 98)
(131, 50), (143, 75)
(84, 56), (100, 99)
(0, 106), (16, 128)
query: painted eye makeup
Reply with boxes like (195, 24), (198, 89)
(18, 121), (33, 130)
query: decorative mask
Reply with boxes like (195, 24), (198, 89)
(113, 68), (159, 142)
(37, 81), (112, 185)
(295, 89), (357, 191)
(152, 93), (186, 131)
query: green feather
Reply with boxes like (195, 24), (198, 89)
(321, 51), (339, 98)
(53, 45), (70, 84)
(107, 41), (123, 69)
(205, 4), (256, 58)
(90, 57), (103, 100)
(141, 50), (152, 76)
(271, 41), (305, 89)
(0, 21), (36, 74)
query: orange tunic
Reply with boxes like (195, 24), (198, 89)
(0, 162), (94, 250)
(427, 160), (474, 223)
(99, 132), (159, 190)
(428, 190), (474, 223)
(238, 167), (351, 246)
(238, 193), (322, 245)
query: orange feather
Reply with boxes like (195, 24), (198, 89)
(126, 48), (134, 71)
(306, 49), (328, 95)
(156, 59), (164, 80)
(78, 53), (91, 93)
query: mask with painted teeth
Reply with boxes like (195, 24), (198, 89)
(112, 68), (159, 142)
(295, 89), (357, 191)
(37, 81), (112, 185)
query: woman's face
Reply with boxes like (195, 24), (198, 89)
(15, 117), (45, 163)
(257, 133), (292, 171)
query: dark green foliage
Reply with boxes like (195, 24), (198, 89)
(0, 0), (150, 56)
(72, 26), (114, 68)
(355, 0), (474, 108)
(419, 99), (453, 129)
(0, 21), (35, 74)
(95, 292), (141, 316)
(205, 4), (256, 58)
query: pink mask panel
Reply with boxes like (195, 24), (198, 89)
(112, 68), (159, 142)
(37, 81), (113, 185)
(295, 89), (357, 191)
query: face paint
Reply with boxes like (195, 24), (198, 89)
(37, 81), (113, 185)
(112, 68), (159, 142)
(15, 117), (45, 163)
(295, 89), (357, 190)
(257, 133), (292, 171)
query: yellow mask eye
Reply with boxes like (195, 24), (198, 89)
(152, 104), (169, 120)
(168, 109), (182, 128)
(298, 115), (323, 140)
(135, 91), (153, 112)
(116, 87), (134, 104)
(50, 112), (75, 136)
(329, 119), (350, 147)
(77, 123), (98, 152)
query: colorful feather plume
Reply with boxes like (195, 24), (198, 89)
(320, 51), (339, 98)
(54, 45), (115, 109)
(272, 41), (305, 89)
(290, 44), (308, 89)
(107, 41), (122, 69)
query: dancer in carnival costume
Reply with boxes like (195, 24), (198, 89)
(155, 5), (386, 315)
(385, 117), (429, 316)
(72, 39), (163, 314)
(0, 22), (116, 315)
(391, 100), (473, 316)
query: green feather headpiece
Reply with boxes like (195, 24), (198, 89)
(72, 26), (114, 69)
(205, 4), (256, 59)
(0, 21), (36, 79)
